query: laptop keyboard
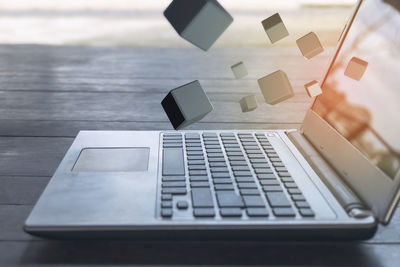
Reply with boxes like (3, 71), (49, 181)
(159, 132), (315, 219)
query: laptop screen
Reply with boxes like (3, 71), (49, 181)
(312, 0), (400, 179)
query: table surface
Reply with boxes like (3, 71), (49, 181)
(0, 44), (399, 267)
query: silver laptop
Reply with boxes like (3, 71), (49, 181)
(24, 0), (400, 240)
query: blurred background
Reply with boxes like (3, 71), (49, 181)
(0, 0), (356, 47)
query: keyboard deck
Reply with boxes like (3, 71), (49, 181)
(159, 132), (315, 219)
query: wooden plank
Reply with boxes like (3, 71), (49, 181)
(0, 120), (300, 137)
(0, 91), (311, 123)
(0, 240), (399, 266)
(0, 137), (72, 177)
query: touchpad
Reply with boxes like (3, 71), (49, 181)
(72, 148), (150, 172)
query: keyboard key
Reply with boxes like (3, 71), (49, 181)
(161, 194), (172, 201)
(246, 208), (269, 217)
(191, 188), (214, 208)
(288, 188), (301, 194)
(187, 150), (204, 156)
(163, 143), (183, 148)
(189, 170), (207, 176)
(230, 161), (248, 166)
(208, 157), (226, 162)
(161, 201), (173, 208)
(272, 162), (285, 167)
(203, 132), (217, 137)
(252, 164), (270, 169)
(194, 208), (215, 217)
(186, 146), (202, 151)
(234, 171), (253, 177)
(188, 156), (204, 160)
(208, 153), (225, 158)
(237, 182), (258, 189)
(216, 191), (244, 207)
(291, 194), (306, 201)
(243, 195), (265, 207)
(246, 150), (263, 154)
(257, 173), (277, 179)
(284, 182), (297, 188)
(220, 133), (235, 137)
(185, 133), (200, 139)
(162, 188), (187, 195)
(225, 147), (242, 152)
(185, 142), (201, 147)
(215, 184), (235, 190)
(247, 154), (265, 159)
(205, 145), (221, 149)
(212, 172), (231, 178)
(191, 181), (210, 188)
(235, 176), (255, 182)
(254, 168), (273, 174)
(240, 189), (260, 195)
(250, 158), (268, 164)
(259, 180), (280, 186)
(228, 156), (246, 161)
(226, 151), (243, 156)
(176, 200), (188, 209)
(263, 185), (283, 192)
(190, 176), (209, 182)
(267, 153), (279, 158)
(188, 165), (206, 170)
(206, 149), (223, 153)
(162, 176), (186, 182)
(281, 177), (294, 183)
(276, 167), (288, 172)
(273, 207), (296, 217)
(295, 201), (310, 208)
(232, 166), (250, 171)
(210, 167), (229, 173)
(162, 181), (186, 187)
(209, 162), (227, 167)
(161, 209), (173, 218)
(270, 158), (281, 162)
(224, 144), (240, 148)
(163, 148), (185, 176)
(188, 160), (206, 166)
(213, 178), (233, 184)
(299, 208), (315, 217)
(265, 192), (291, 207)
(278, 171), (291, 177)
(220, 208), (242, 217)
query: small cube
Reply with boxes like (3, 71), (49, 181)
(164, 0), (233, 51)
(257, 70), (294, 105)
(231, 61), (248, 79)
(344, 57), (368, 81)
(261, 13), (289, 44)
(239, 95), (258, 112)
(296, 32), (324, 59)
(161, 80), (213, 130)
(304, 80), (322, 98)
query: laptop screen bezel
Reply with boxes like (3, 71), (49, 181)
(301, 0), (400, 224)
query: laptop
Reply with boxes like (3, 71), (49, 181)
(24, 0), (400, 240)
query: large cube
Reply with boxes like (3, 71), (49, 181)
(257, 70), (294, 105)
(161, 80), (213, 130)
(239, 95), (258, 112)
(296, 32), (324, 59)
(231, 61), (248, 79)
(261, 13), (289, 44)
(344, 57), (368, 81)
(304, 80), (322, 98)
(164, 0), (233, 51)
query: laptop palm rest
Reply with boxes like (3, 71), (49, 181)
(72, 147), (150, 172)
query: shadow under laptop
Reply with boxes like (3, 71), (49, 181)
(20, 240), (383, 266)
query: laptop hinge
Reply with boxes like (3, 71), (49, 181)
(286, 130), (373, 219)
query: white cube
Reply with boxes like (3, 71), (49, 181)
(257, 70), (294, 105)
(261, 13), (289, 44)
(239, 95), (257, 112)
(304, 80), (322, 98)
(231, 61), (248, 79)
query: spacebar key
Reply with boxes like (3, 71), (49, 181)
(163, 148), (185, 176)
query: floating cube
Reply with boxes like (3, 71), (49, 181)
(344, 57), (368, 81)
(161, 80), (213, 130)
(261, 13), (289, 44)
(257, 70), (294, 105)
(239, 95), (258, 112)
(231, 61), (248, 79)
(296, 32), (324, 59)
(164, 0), (233, 51)
(304, 80), (322, 98)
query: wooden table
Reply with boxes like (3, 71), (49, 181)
(0, 45), (399, 266)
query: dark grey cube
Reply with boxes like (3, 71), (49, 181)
(164, 0), (233, 51)
(161, 80), (213, 130)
